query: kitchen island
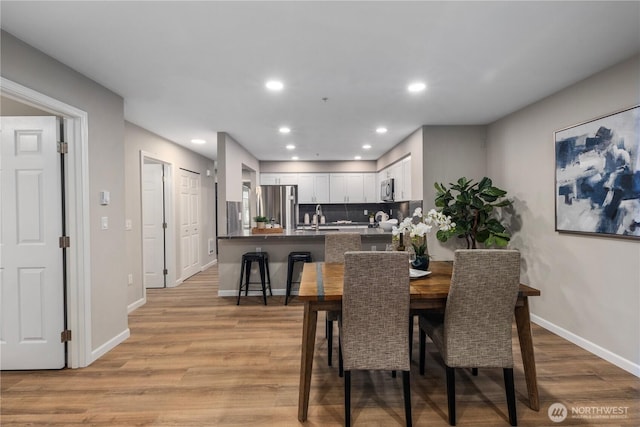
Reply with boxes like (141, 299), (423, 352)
(216, 227), (392, 298)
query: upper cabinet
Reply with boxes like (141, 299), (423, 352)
(380, 155), (412, 201)
(330, 173), (364, 203)
(363, 173), (377, 203)
(260, 173), (298, 186)
(298, 173), (330, 203)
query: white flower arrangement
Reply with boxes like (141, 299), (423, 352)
(392, 208), (455, 256)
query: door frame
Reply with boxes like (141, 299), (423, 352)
(1, 77), (91, 368)
(140, 151), (176, 293)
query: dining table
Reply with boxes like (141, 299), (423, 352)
(297, 260), (542, 422)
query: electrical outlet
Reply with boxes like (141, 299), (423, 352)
(256, 247), (261, 252)
(127, 274), (133, 285)
(371, 245), (377, 251)
(364, 209), (368, 216)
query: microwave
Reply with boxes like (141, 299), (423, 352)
(380, 178), (394, 202)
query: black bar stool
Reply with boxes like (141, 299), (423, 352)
(285, 251), (312, 305)
(237, 252), (272, 305)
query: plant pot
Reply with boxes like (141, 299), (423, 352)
(411, 255), (430, 271)
(256, 222), (266, 229)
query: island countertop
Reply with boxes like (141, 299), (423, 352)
(218, 227), (392, 239)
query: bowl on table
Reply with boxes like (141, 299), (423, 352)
(378, 219), (398, 231)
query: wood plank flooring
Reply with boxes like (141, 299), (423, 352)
(2, 264), (638, 426)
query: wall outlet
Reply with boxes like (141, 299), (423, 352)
(371, 245), (376, 251)
(127, 274), (133, 285)
(364, 209), (368, 216)
(256, 247), (261, 252)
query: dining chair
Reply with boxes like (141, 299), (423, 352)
(419, 249), (521, 426)
(324, 232), (361, 369)
(341, 251), (412, 427)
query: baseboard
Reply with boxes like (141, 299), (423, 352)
(218, 289), (289, 297)
(531, 314), (640, 377)
(201, 259), (217, 270)
(90, 328), (130, 364)
(127, 296), (146, 313)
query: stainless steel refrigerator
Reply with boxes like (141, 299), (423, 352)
(256, 185), (298, 230)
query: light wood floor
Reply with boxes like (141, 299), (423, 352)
(2, 265), (638, 426)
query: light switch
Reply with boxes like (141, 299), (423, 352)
(101, 216), (109, 230)
(125, 219), (132, 230)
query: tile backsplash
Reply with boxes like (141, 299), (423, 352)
(298, 200), (423, 224)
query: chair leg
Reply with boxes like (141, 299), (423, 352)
(285, 259), (294, 305)
(402, 370), (412, 427)
(237, 260), (245, 305)
(327, 318), (333, 366)
(338, 331), (344, 377)
(258, 260), (267, 305)
(244, 260), (252, 296)
(265, 258), (272, 296)
(344, 370), (351, 427)
(419, 329), (426, 375)
(446, 366), (456, 426)
(504, 368), (517, 426)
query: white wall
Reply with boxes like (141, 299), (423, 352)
(487, 55), (640, 374)
(124, 122), (216, 305)
(260, 160), (377, 173)
(1, 31), (128, 355)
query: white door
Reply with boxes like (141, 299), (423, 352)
(180, 169), (200, 280)
(0, 116), (65, 369)
(142, 161), (165, 288)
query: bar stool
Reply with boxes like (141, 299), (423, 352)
(237, 252), (272, 305)
(285, 251), (312, 305)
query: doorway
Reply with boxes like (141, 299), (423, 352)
(179, 168), (201, 280)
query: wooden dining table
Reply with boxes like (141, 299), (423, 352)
(297, 260), (541, 422)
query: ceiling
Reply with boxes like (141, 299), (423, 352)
(2, 1), (639, 162)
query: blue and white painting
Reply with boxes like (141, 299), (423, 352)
(555, 106), (640, 238)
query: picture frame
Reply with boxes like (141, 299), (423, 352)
(555, 105), (640, 239)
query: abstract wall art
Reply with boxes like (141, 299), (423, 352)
(555, 106), (640, 239)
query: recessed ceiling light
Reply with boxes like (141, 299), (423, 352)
(354, 155), (362, 160)
(408, 82), (427, 92)
(265, 80), (284, 91)
(362, 144), (372, 150)
(376, 127), (387, 134)
(286, 144), (296, 150)
(191, 139), (206, 144)
(291, 156), (299, 161)
(279, 126), (291, 134)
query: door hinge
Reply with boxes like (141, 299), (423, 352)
(59, 236), (70, 248)
(162, 222), (168, 229)
(57, 141), (68, 154)
(61, 330), (72, 343)
(163, 269), (168, 275)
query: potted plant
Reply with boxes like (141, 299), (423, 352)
(434, 176), (511, 249)
(253, 215), (269, 229)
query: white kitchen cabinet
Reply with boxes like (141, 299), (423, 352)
(260, 173), (298, 185)
(379, 155), (412, 201)
(298, 173), (330, 203)
(363, 173), (377, 202)
(401, 156), (412, 201)
(330, 173), (366, 203)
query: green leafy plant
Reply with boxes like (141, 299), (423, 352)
(253, 215), (269, 223)
(434, 177), (512, 249)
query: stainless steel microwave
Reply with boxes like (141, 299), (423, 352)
(380, 178), (394, 202)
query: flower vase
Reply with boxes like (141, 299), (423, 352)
(411, 255), (430, 271)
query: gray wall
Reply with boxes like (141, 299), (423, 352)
(1, 31), (128, 352)
(487, 55), (640, 371)
(124, 122), (216, 305)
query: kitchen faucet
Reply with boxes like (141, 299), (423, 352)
(314, 204), (323, 230)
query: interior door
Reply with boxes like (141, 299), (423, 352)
(142, 161), (166, 288)
(0, 116), (65, 369)
(179, 169), (200, 280)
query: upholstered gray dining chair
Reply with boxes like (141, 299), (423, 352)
(419, 249), (521, 426)
(341, 251), (412, 427)
(324, 233), (361, 369)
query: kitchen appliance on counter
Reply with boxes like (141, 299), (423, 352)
(256, 185), (298, 230)
(380, 178), (394, 202)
